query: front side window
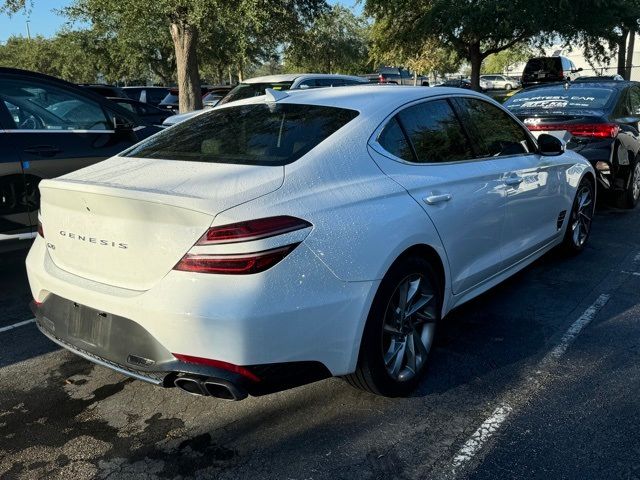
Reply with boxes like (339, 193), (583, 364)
(456, 97), (533, 157)
(0, 78), (110, 130)
(395, 100), (473, 163)
(124, 103), (358, 166)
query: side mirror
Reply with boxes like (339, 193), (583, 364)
(112, 115), (134, 131)
(571, 68), (584, 73)
(538, 133), (565, 156)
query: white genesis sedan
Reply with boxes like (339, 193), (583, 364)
(27, 86), (595, 400)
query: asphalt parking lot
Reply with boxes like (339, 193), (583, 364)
(1, 202), (639, 480)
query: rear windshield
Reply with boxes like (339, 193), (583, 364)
(218, 82), (293, 105)
(504, 88), (614, 111)
(524, 58), (562, 73)
(124, 103), (359, 166)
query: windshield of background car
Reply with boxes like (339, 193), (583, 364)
(504, 88), (614, 112)
(160, 91), (178, 104)
(124, 103), (359, 166)
(218, 82), (293, 105)
(524, 58), (562, 73)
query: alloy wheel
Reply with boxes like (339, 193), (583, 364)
(571, 184), (594, 247)
(632, 162), (640, 201)
(381, 274), (437, 382)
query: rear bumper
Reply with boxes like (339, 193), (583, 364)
(32, 297), (331, 398)
(26, 236), (378, 394)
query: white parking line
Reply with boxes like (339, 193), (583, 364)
(0, 318), (35, 334)
(452, 404), (513, 468)
(546, 294), (611, 361)
(450, 293), (610, 475)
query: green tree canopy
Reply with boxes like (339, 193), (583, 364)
(283, 5), (369, 74)
(365, 0), (547, 90)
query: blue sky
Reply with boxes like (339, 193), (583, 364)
(0, 0), (362, 42)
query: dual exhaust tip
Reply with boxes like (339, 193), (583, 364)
(174, 376), (248, 401)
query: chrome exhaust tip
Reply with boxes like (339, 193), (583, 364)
(173, 375), (247, 401)
(203, 380), (247, 401)
(174, 377), (207, 396)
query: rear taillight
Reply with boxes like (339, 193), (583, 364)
(174, 216), (311, 275)
(174, 244), (299, 275)
(196, 216), (311, 245)
(378, 74), (386, 83)
(527, 123), (620, 139)
(37, 220), (44, 238)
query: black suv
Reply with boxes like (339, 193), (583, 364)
(0, 68), (161, 248)
(521, 56), (583, 89)
(505, 81), (640, 208)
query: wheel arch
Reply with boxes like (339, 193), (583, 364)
(390, 244), (446, 299)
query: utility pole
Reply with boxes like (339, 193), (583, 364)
(25, 20), (31, 40)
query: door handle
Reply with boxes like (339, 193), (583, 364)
(424, 193), (452, 205)
(23, 146), (61, 157)
(504, 175), (524, 186)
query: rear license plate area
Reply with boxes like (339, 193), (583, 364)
(67, 303), (113, 349)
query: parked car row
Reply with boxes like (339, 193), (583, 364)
(2, 66), (637, 403)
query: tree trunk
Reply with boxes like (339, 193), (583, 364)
(468, 43), (483, 91)
(618, 28), (629, 77)
(170, 21), (202, 113)
(626, 29), (635, 81)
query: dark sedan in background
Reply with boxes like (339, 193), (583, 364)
(0, 67), (160, 249)
(122, 86), (171, 107)
(505, 80), (640, 208)
(107, 97), (174, 125)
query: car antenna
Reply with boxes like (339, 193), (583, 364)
(265, 88), (289, 102)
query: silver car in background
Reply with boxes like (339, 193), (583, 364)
(480, 74), (518, 91)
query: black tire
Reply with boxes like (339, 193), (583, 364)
(344, 256), (442, 397)
(616, 159), (640, 209)
(561, 176), (595, 255)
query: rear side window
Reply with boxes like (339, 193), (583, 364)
(456, 98), (533, 157)
(395, 100), (473, 163)
(124, 103), (358, 166)
(378, 117), (415, 161)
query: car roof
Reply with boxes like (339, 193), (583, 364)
(243, 73), (368, 84)
(122, 86), (168, 89)
(217, 84), (489, 116)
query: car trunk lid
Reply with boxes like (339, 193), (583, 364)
(39, 156), (284, 291)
